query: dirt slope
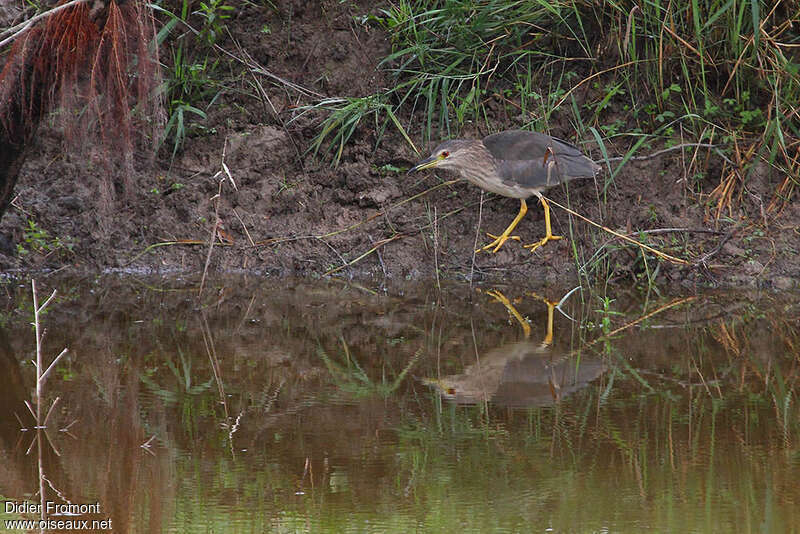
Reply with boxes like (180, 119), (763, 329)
(1, 1), (797, 290)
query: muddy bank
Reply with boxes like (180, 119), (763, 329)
(1, 1), (797, 290)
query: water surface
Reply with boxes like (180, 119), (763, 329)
(0, 276), (798, 533)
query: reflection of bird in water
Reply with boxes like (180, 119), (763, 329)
(429, 341), (605, 407)
(426, 290), (605, 407)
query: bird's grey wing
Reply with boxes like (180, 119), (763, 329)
(483, 130), (582, 160)
(484, 130), (599, 186)
(494, 159), (555, 191)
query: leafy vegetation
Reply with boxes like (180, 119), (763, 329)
(312, 0), (798, 214)
(294, 95), (418, 166)
(16, 219), (74, 258)
(152, 0), (234, 160)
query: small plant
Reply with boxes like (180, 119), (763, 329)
(275, 175), (298, 195)
(163, 99), (208, 160)
(195, 0), (234, 47)
(152, 0), (232, 159)
(375, 163), (402, 175)
(294, 94), (416, 166)
(589, 296), (623, 334)
(16, 219), (74, 257)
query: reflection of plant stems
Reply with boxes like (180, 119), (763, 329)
(583, 296), (698, 351)
(200, 310), (228, 419)
(30, 279), (69, 522)
(37, 427), (44, 521)
(200, 307), (233, 461)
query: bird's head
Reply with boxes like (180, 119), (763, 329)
(421, 376), (460, 399)
(407, 140), (476, 174)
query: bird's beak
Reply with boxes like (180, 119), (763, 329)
(420, 377), (441, 387)
(407, 154), (442, 174)
(421, 377), (456, 395)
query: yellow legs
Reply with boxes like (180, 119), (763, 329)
(477, 198), (529, 253)
(485, 289), (531, 338)
(523, 196), (563, 252)
(484, 289), (556, 347)
(477, 195), (564, 254)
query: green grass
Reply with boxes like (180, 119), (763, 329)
(152, 0), (232, 160)
(292, 94), (418, 166)
(299, 0), (798, 286)
(376, 0), (594, 140)
(16, 219), (75, 258)
(312, 0), (797, 208)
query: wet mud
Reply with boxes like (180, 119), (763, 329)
(1, 1), (797, 290)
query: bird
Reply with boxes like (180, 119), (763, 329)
(424, 290), (605, 406)
(424, 340), (606, 406)
(408, 129), (600, 253)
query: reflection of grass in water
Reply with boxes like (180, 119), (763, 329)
(421, 390), (795, 530)
(14, 282), (798, 532)
(317, 337), (421, 399)
(588, 311), (799, 529)
(710, 311), (800, 447)
(391, 396), (611, 531)
(141, 347), (214, 402)
(140, 347), (215, 438)
(402, 295), (800, 531)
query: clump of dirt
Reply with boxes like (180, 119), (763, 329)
(1, 1), (797, 290)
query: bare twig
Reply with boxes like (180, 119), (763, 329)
(14, 411), (27, 431)
(232, 208), (255, 247)
(543, 196), (691, 265)
(324, 234), (402, 276)
(42, 396), (60, 428)
(199, 139), (234, 296)
(40, 348), (69, 387)
(313, 179), (460, 241)
(369, 235), (388, 279)
(470, 191), (485, 290)
(694, 225), (740, 266)
(602, 143), (724, 163)
(140, 434), (157, 456)
(229, 34), (307, 170)
(432, 205), (441, 292)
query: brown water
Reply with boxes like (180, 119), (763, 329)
(0, 276), (798, 533)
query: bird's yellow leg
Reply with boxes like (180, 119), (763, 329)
(484, 289), (531, 338)
(483, 289), (558, 344)
(523, 196), (563, 252)
(477, 199), (528, 253)
(526, 292), (557, 347)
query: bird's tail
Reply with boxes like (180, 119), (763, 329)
(556, 152), (602, 179)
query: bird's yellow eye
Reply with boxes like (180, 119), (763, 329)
(441, 151), (450, 158)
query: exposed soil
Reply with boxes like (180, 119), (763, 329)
(1, 1), (798, 290)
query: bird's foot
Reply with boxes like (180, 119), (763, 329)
(523, 234), (564, 252)
(476, 233), (521, 254)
